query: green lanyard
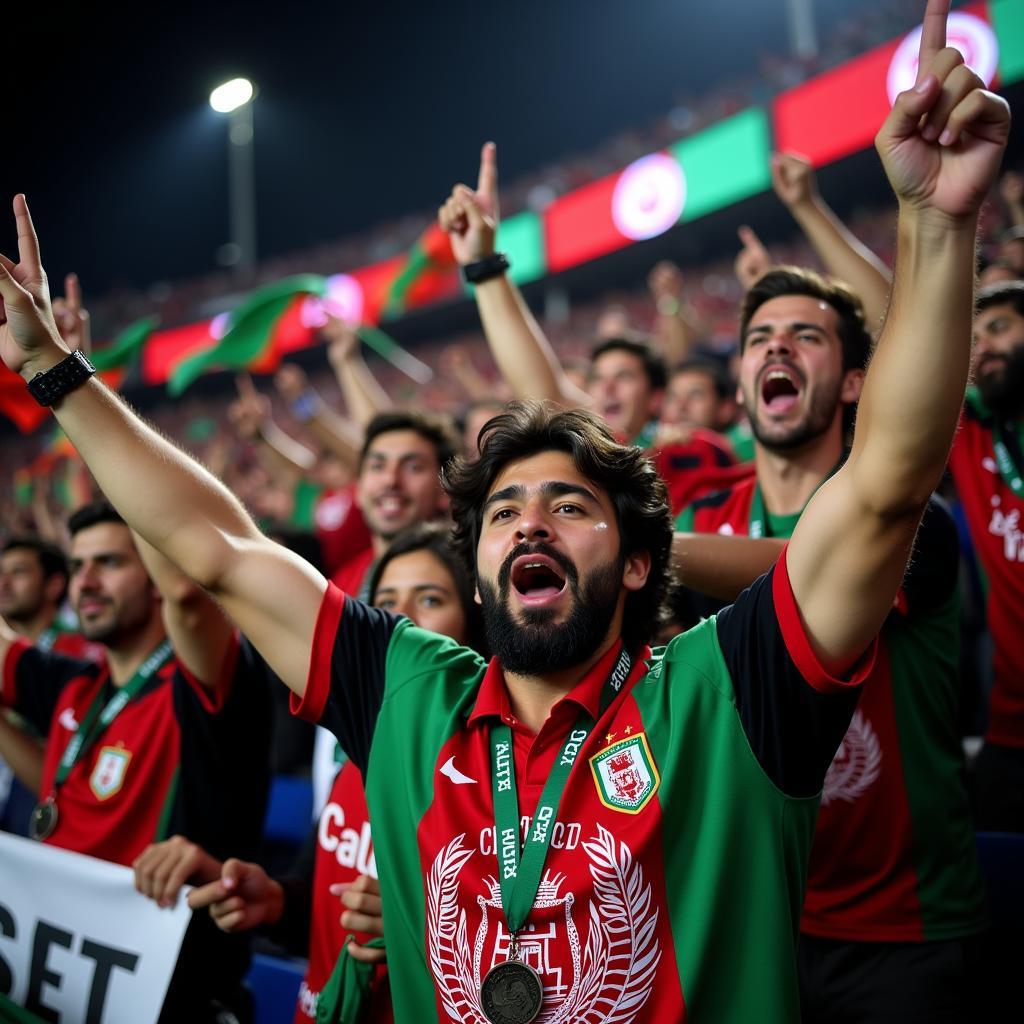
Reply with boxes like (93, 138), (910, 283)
(54, 640), (173, 789)
(748, 483), (771, 539)
(489, 646), (632, 934)
(993, 420), (1024, 498)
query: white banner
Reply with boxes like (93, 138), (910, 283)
(0, 833), (191, 1024)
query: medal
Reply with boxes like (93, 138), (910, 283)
(29, 796), (59, 842)
(481, 950), (544, 1024)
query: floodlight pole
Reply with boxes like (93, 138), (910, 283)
(228, 101), (257, 278)
(785, 0), (818, 60)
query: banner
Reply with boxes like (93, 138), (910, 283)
(0, 834), (191, 1024)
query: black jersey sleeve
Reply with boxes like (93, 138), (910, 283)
(716, 551), (873, 798)
(899, 496), (959, 615)
(1, 641), (99, 736)
(291, 584), (402, 775)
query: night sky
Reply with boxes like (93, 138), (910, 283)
(3, 0), (910, 297)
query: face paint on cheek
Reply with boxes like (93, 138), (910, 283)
(594, 522), (609, 532)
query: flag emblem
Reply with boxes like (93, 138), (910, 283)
(90, 743), (132, 801)
(590, 733), (660, 814)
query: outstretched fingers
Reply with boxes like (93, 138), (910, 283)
(13, 195), (42, 276)
(916, 0), (950, 84)
(477, 141), (498, 205)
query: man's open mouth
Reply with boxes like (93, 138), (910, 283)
(760, 366), (802, 414)
(510, 555), (568, 601)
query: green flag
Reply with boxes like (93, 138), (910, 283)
(90, 315), (159, 372)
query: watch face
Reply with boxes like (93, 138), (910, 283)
(27, 350), (96, 407)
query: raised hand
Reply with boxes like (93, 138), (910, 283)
(876, 0), (1010, 221)
(274, 362), (310, 404)
(322, 315), (360, 367)
(187, 857), (284, 932)
(438, 141), (499, 266)
(648, 261), (685, 303)
(0, 195), (66, 377)
(770, 152), (816, 210)
(734, 225), (772, 291)
(228, 374), (271, 440)
(51, 273), (91, 355)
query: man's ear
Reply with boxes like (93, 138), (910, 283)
(841, 368), (865, 405)
(622, 550), (651, 593)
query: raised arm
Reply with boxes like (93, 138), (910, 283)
(438, 142), (590, 408)
(322, 317), (394, 429)
(672, 532), (786, 602)
(273, 361), (361, 470)
(0, 222), (327, 696)
(771, 151), (893, 331)
(648, 261), (706, 364)
(786, 0), (1010, 672)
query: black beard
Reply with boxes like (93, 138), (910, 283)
(478, 542), (623, 675)
(977, 346), (1024, 418)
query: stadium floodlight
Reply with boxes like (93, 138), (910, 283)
(209, 78), (254, 114)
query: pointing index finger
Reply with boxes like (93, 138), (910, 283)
(13, 195), (42, 272)
(65, 273), (81, 314)
(916, 0), (950, 85)
(477, 141), (498, 202)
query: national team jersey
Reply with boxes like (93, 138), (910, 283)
(45, 624), (106, 664)
(0, 635), (275, 1015)
(294, 759), (392, 1024)
(677, 478), (988, 942)
(315, 485), (374, 577)
(293, 553), (873, 1023)
(948, 392), (1024, 748)
(0, 636), (272, 865)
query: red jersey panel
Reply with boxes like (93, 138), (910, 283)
(330, 547), (376, 602)
(948, 408), (1024, 747)
(315, 485), (373, 577)
(295, 759), (392, 1023)
(650, 429), (748, 515)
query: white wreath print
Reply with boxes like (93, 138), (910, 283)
(427, 826), (661, 1023)
(822, 710), (883, 807)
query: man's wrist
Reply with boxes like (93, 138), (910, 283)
(18, 338), (72, 383)
(462, 251), (510, 285)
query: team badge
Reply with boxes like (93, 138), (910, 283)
(589, 733), (660, 814)
(90, 743), (132, 801)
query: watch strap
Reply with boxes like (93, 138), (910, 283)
(26, 351), (96, 407)
(461, 251), (510, 285)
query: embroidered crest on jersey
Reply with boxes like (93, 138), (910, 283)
(427, 826), (660, 1023)
(589, 732), (660, 814)
(90, 743), (132, 801)
(821, 711), (881, 807)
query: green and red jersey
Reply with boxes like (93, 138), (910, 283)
(330, 546), (376, 602)
(293, 552), (872, 1023)
(948, 392), (1024, 748)
(677, 477), (987, 942)
(647, 428), (751, 515)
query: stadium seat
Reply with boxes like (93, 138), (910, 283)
(263, 774), (314, 846)
(975, 831), (1024, 932)
(246, 952), (307, 1024)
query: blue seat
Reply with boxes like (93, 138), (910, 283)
(975, 831), (1024, 932)
(263, 775), (314, 846)
(247, 952), (307, 1024)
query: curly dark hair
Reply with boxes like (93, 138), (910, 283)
(442, 401), (673, 653)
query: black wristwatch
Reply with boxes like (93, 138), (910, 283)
(461, 251), (510, 285)
(26, 350), (97, 407)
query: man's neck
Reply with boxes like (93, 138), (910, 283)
(753, 431), (843, 517)
(10, 607), (60, 645)
(105, 617), (169, 687)
(503, 633), (619, 735)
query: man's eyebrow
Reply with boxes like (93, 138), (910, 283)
(747, 320), (827, 336)
(483, 480), (600, 511)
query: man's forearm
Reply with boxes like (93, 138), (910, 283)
(672, 533), (786, 602)
(851, 208), (976, 516)
(41, 375), (260, 593)
(474, 275), (588, 406)
(790, 197), (892, 331)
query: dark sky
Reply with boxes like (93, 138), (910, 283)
(3, 0), (892, 297)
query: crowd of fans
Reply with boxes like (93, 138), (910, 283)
(0, 3), (1022, 1023)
